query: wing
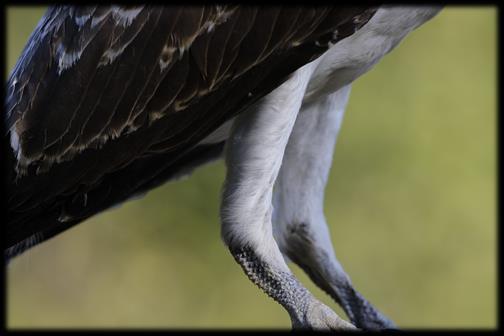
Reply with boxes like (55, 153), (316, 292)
(4, 5), (377, 256)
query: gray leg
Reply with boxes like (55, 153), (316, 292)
(273, 85), (395, 329)
(221, 63), (354, 330)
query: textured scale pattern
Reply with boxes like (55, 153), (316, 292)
(339, 284), (394, 329)
(231, 246), (312, 325)
(283, 221), (394, 328)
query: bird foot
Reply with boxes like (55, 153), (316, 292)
(293, 299), (357, 331)
(231, 245), (354, 331)
(279, 221), (395, 329)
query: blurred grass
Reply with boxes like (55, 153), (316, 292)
(6, 6), (496, 329)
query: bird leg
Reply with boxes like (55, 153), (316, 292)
(272, 85), (395, 329)
(221, 62), (354, 330)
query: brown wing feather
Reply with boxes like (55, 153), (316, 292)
(5, 5), (378, 254)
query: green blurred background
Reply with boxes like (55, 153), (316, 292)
(6, 6), (496, 329)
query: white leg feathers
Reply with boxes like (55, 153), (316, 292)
(221, 61), (317, 269)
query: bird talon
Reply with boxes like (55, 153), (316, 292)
(293, 299), (356, 330)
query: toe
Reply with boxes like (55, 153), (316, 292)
(305, 300), (357, 331)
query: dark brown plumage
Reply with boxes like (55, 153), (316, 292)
(4, 5), (377, 259)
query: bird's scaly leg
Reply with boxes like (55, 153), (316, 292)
(273, 85), (395, 329)
(221, 62), (354, 330)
